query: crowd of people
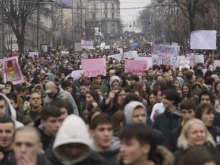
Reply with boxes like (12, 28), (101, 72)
(0, 47), (220, 165)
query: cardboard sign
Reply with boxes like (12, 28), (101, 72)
(186, 54), (204, 66)
(214, 60), (220, 69)
(82, 58), (106, 77)
(0, 56), (25, 85)
(152, 45), (180, 68)
(81, 40), (94, 49)
(108, 54), (122, 62)
(28, 52), (39, 58)
(71, 70), (83, 80)
(75, 43), (83, 52)
(125, 60), (147, 75)
(124, 51), (138, 59)
(190, 30), (217, 50)
(134, 57), (152, 70)
(179, 57), (190, 70)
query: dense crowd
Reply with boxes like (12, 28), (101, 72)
(0, 48), (220, 165)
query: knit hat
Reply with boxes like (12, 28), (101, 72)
(109, 76), (120, 87)
(176, 77), (185, 88)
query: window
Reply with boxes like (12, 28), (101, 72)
(105, 13), (107, 19)
(112, 13), (114, 18)
(112, 4), (114, 9)
(105, 4), (107, 9)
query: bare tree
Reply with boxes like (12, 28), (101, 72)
(3, 0), (39, 52)
(175, 0), (210, 32)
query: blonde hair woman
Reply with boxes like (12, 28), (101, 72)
(174, 119), (220, 165)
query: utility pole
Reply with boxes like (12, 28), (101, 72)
(37, 0), (40, 54)
(72, 0), (75, 51)
(0, 0), (4, 58)
(60, 1), (63, 50)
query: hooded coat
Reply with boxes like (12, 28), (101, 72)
(0, 93), (23, 129)
(52, 115), (105, 165)
(123, 101), (165, 145)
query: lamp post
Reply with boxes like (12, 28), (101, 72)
(0, 0), (4, 58)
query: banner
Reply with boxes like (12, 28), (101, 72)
(82, 58), (106, 77)
(134, 57), (152, 70)
(0, 56), (24, 85)
(124, 51), (138, 59)
(190, 30), (217, 50)
(214, 60), (220, 69)
(71, 70), (83, 80)
(186, 54), (204, 66)
(81, 40), (94, 49)
(108, 54), (122, 62)
(179, 57), (190, 70)
(28, 52), (39, 58)
(75, 43), (83, 52)
(152, 45), (180, 68)
(125, 60), (147, 75)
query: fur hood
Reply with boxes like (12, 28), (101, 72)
(118, 145), (174, 165)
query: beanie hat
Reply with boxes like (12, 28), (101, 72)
(109, 76), (120, 87)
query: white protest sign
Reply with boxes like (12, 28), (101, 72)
(152, 45), (180, 68)
(100, 43), (105, 50)
(71, 70), (83, 80)
(28, 52), (39, 58)
(186, 54), (204, 66)
(214, 60), (220, 69)
(179, 57), (190, 70)
(81, 53), (88, 59)
(108, 54), (122, 62)
(172, 42), (178, 46)
(117, 48), (123, 56)
(75, 43), (83, 52)
(81, 40), (94, 49)
(190, 30), (217, 50)
(105, 46), (111, 49)
(134, 57), (152, 70)
(124, 51), (138, 59)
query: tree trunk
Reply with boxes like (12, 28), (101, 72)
(17, 35), (25, 53)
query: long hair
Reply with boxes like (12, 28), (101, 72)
(177, 119), (216, 150)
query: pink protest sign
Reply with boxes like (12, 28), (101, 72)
(0, 56), (25, 85)
(125, 60), (147, 75)
(82, 58), (106, 77)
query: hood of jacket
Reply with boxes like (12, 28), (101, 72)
(33, 84), (44, 93)
(192, 82), (202, 90)
(124, 101), (146, 124)
(198, 90), (215, 105)
(91, 136), (121, 152)
(53, 115), (92, 165)
(0, 93), (23, 128)
(176, 77), (184, 88)
(46, 73), (54, 82)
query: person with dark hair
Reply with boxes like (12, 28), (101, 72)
(129, 75), (139, 89)
(119, 124), (174, 165)
(153, 89), (181, 150)
(90, 114), (120, 165)
(204, 76), (215, 91)
(171, 98), (196, 152)
(5, 81), (14, 93)
(50, 99), (68, 122)
(85, 90), (100, 105)
(0, 118), (15, 165)
(39, 106), (62, 150)
(17, 86), (29, 111)
(112, 111), (125, 135)
(180, 146), (218, 165)
(6, 93), (25, 123)
(76, 83), (89, 113)
(182, 83), (192, 99)
(195, 104), (220, 151)
(194, 63), (204, 78)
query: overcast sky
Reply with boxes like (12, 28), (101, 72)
(120, 0), (151, 31)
